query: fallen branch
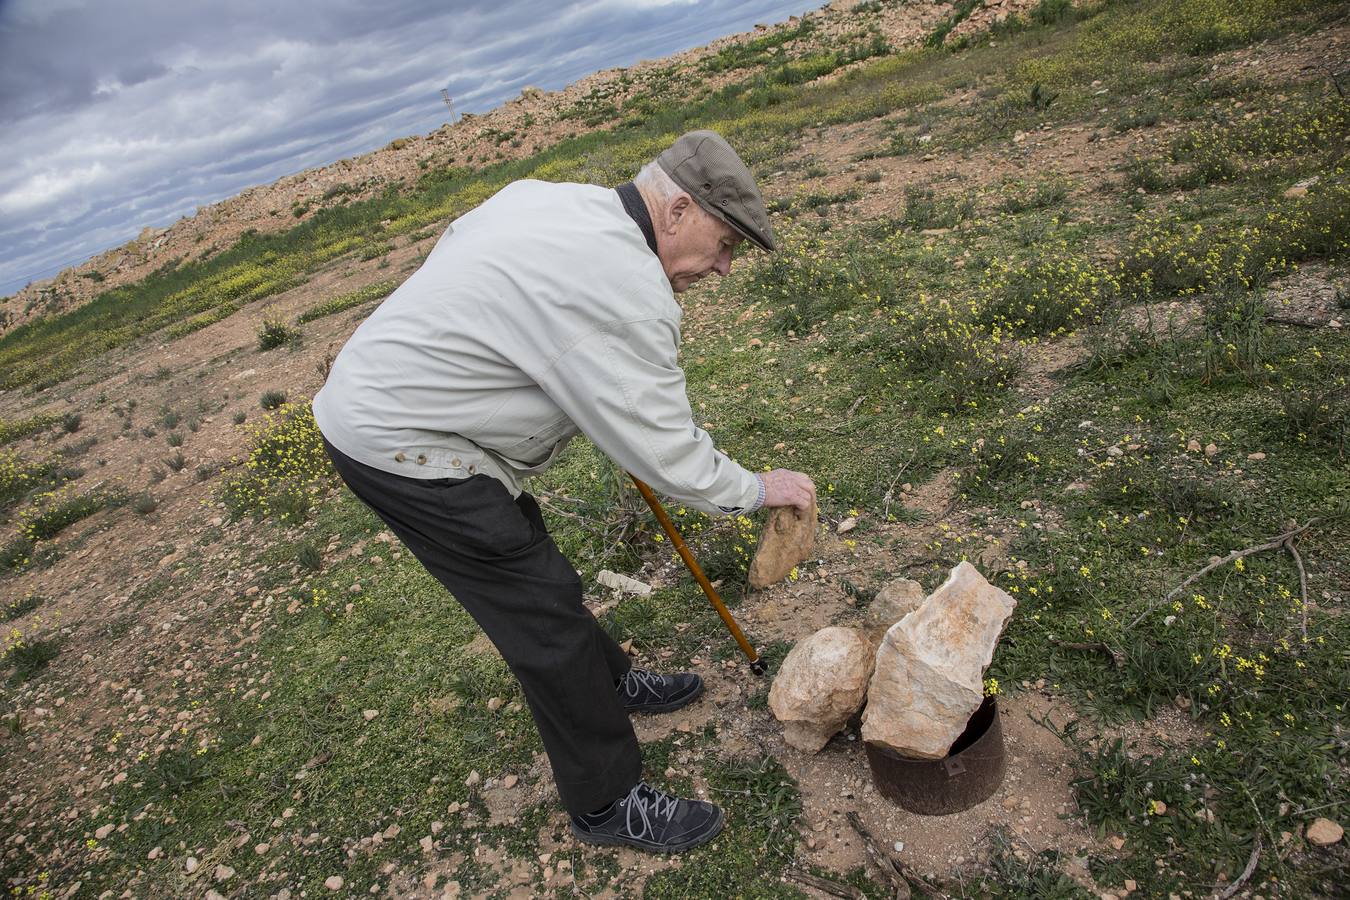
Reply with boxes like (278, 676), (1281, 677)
(1127, 520), (1318, 629)
(786, 867), (865, 899)
(882, 449), (918, 520)
(846, 811), (945, 899)
(1050, 640), (1125, 669)
(1283, 535), (1309, 641)
(1215, 834), (1262, 900)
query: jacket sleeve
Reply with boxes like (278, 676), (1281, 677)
(536, 316), (764, 516)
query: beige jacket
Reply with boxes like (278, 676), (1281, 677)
(312, 179), (764, 516)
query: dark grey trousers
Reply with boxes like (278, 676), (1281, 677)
(321, 436), (641, 815)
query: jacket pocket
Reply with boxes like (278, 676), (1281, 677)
(499, 413), (574, 466)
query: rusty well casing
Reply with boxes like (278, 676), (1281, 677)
(865, 696), (1006, 816)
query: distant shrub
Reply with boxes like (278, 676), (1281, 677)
(260, 390), (288, 410)
(132, 492), (158, 515)
(60, 413), (82, 434)
(257, 318), (300, 351)
(0, 414), (57, 446)
(220, 403), (333, 524)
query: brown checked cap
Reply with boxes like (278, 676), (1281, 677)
(657, 130), (776, 252)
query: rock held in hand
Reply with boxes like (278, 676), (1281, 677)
(862, 562), (1016, 758)
(769, 626), (873, 753)
(748, 503), (818, 589)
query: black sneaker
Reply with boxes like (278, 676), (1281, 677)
(571, 781), (724, 853)
(616, 668), (703, 714)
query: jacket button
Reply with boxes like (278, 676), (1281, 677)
(451, 458), (461, 468)
(416, 454), (427, 465)
(394, 452), (406, 462)
(468, 464), (477, 474)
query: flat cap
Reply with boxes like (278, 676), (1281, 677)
(657, 130), (776, 252)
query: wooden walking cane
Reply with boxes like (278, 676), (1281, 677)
(627, 474), (766, 675)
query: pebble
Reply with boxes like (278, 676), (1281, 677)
(465, 770), (481, 787)
(214, 864), (235, 881)
(94, 824), (115, 839)
(362, 709), (379, 721)
(325, 875), (345, 890)
(184, 857), (199, 874)
(1307, 817), (1344, 846)
(503, 774), (519, 789)
(1246, 451), (1266, 460)
(255, 843), (270, 855)
(147, 847), (162, 860)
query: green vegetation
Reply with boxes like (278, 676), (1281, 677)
(0, 413), (57, 445)
(296, 278), (399, 323)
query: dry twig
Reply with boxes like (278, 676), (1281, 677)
(1215, 834), (1262, 900)
(1127, 520), (1318, 629)
(1283, 535), (1309, 640)
(786, 867), (865, 899)
(846, 812), (946, 899)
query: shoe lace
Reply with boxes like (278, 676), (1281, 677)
(620, 781), (680, 841)
(618, 667), (664, 700)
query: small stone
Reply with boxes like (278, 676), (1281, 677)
(420, 835), (434, 853)
(206, 892), (226, 900)
(596, 569), (652, 595)
(147, 846), (162, 860)
(1124, 880), (1138, 893)
(487, 697), (504, 711)
(1013, 130), (1027, 143)
(1204, 443), (1218, 458)
(214, 864), (235, 881)
(464, 770), (481, 787)
(1246, 452), (1266, 461)
(94, 824), (115, 839)
(325, 875), (345, 891)
(865, 578), (926, 642)
(836, 516), (858, 534)
(503, 774), (519, 789)
(184, 856), (199, 874)
(1283, 185), (1308, 199)
(362, 709), (379, 721)
(382, 823), (401, 840)
(1307, 817), (1344, 846)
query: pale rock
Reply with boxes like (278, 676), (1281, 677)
(214, 864), (235, 881)
(1246, 451), (1266, 461)
(596, 569), (652, 595)
(836, 516), (858, 534)
(862, 562), (1016, 758)
(325, 875), (345, 890)
(1204, 442), (1218, 458)
(865, 578), (926, 642)
(362, 709), (379, 721)
(748, 503), (818, 589)
(94, 824), (115, 839)
(503, 774), (519, 789)
(768, 627), (874, 752)
(255, 843), (270, 855)
(1307, 817), (1343, 845)
(184, 856), (199, 874)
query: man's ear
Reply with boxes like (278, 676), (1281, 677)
(665, 193), (694, 233)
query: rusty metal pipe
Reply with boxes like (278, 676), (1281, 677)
(627, 474), (766, 676)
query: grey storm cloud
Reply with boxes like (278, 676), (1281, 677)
(0, 0), (817, 296)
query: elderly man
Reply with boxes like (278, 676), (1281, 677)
(313, 130), (815, 854)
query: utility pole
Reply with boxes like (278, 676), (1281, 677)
(440, 89), (457, 123)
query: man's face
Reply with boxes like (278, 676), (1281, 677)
(657, 195), (744, 293)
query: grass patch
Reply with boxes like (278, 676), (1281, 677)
(296, 278), (400, 324)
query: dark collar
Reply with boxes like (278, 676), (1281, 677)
(616, 182), (658, 256)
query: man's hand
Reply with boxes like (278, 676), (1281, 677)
(759, 469), (816, 511)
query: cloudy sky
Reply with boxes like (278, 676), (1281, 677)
(0, 0), (818, 297)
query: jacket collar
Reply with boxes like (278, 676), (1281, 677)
(615, 182), (658, 256)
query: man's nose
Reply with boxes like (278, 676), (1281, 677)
(714, 249), (733, 276)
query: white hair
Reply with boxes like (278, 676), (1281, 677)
(633, 160), (683, 202)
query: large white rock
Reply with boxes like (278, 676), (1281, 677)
(862, 561), (1016, 758)
(769, 626), (874, 753)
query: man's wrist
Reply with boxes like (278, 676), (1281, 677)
(752, 473), (766, 512)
